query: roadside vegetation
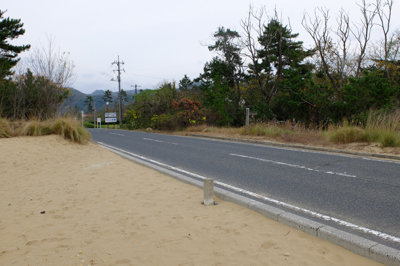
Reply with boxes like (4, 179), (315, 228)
(0, 117), (91, 144)
(183, 109), (400, 148)
(1, 3), (399, 149)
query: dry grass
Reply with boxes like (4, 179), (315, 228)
(324, 110), (400, 147)
(323, 126), (366, 143)
(0, 117), (12, 138)
(185, 110), (400, 148)
(0, 117), (91, 144)
(185, 123), (326, 146)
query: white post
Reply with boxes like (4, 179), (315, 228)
(81, 111), (84, 127)
(204, 178), (214, 206)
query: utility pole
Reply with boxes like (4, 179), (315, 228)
(111, 55), (124, 126)
(131, 84), (141, 95)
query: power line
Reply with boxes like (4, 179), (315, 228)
(124, 71), (164, 80)
(85, 64), (114, 92)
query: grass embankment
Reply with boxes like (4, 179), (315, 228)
(185, 110), (400, 148)
(0, 117), (91, 144)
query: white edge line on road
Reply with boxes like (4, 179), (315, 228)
(230, 153), (356, 178)
(98, 141), (400, 244)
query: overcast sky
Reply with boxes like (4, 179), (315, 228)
(3, 0), (400, 94)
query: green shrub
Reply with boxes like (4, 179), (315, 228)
(324, 126), (365, 143)
(380, 131), (400, 147)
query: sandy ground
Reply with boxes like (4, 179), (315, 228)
(0, 135), (384, 266)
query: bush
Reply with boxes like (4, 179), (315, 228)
(84, 122), (94, 128)
(380, 131), (400, 147)
(324, 126), (365, 143)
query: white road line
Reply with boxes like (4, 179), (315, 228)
(143, 138), (178, 145)
(230, 153), (356, 178)
(108, 133), (124, 136)
(97, 142), (400, 244)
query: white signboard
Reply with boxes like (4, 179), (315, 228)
(105, 112), (117, 118)
(97, 118), (101, 122)
(105, 118), (117, 123)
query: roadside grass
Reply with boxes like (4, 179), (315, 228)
(185, 109), (400, 148)
(0, 117), (12, 138)
(0, 117), (91, 144)
(324, 110), (400, 147)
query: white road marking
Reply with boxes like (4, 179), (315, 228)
(97, 142), (400, 244)
(109, 133), (124, 136)
(144, 138), (178, 145)
(230, 153), (356, 178)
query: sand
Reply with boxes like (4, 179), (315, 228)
(0, 135), (384, 266)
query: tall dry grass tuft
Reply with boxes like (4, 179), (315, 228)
(366, 109), (400, 131)
(323, 109), (400, 147)
(0, 118), (12, 138)
(324, 126), (365, 144)
(364, 110), (400, 147)
(52, 117), (91, 144)
(239, 124), (294, 137)
(24, 119), (52, 136)
(0, 117), (91, 143)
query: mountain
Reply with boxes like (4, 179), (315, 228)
(91, 90), (105, 96)
(60, 88), (137, 112)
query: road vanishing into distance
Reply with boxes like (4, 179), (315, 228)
(88, 128), (400, 250)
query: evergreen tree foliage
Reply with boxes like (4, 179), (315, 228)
(84, 96), (94, 113)
(0, 10), (30, 78)
(101, 89), (113, 104)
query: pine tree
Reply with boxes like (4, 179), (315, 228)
(0, 10), (30, 78)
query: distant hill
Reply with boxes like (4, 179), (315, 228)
(91, 90), (105, 96)
(60, 88), (138, 112)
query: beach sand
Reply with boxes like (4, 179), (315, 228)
(0, 135), (383, 265)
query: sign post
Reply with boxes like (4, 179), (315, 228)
(97, 117), (101, 128)
(81, 111), (84, 128)
(105, 112), (117, 129)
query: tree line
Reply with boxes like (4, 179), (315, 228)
(125, 0), (399, 130)
(1, 1), (399, 129)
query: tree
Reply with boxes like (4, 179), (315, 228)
(101, 89), (113, 104)
(84, 96), (94, 113)
(0, 69), (70, 119)
(25, 36), (75, 88)
(198, 27), (245, 125)
(178, 74), (193, 92)
(0, 10), (30, 78)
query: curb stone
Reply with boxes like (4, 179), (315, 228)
(100, 144), (400, 266)
(190, 134), (400, 161)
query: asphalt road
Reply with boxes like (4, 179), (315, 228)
(88, 128), (400, 249)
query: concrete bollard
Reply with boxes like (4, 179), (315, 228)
(204, 178), (214, 206)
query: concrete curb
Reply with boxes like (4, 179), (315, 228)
(101, 145), (400, 266)
(190, 134), (400, 161)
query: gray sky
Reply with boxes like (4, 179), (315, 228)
(3, 0), (400, 94)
